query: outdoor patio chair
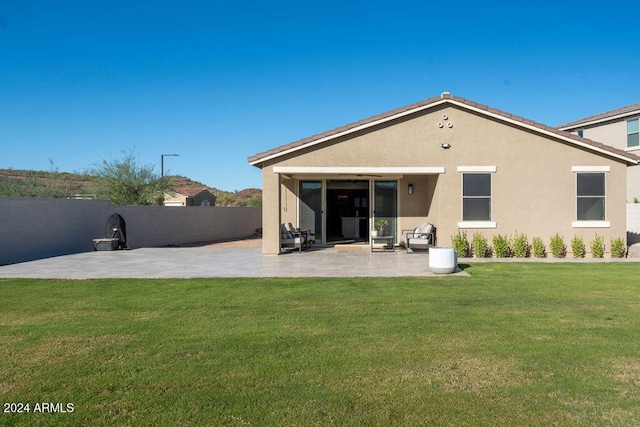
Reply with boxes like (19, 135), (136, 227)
(285, 222), (314, 249)
(402, 222), (436, 252)
(281, 223), (306, 253)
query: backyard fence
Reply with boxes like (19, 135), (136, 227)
(629, 203), (640, 245)
(0, 198), (261, 265)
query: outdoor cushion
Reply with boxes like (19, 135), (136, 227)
(421, 223), (434, 236)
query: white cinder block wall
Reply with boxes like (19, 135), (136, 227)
(628, 203), (640, 244)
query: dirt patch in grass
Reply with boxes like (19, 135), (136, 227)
(430, 354), (531, 395)
(611, 357), (640, 386)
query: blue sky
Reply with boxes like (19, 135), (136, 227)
(1, 1), (638, 191)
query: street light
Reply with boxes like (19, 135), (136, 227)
(161, 153), (179, 178)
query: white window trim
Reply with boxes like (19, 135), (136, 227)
(571, 166), (610, 172)
(572, 221), (611, 228)
(458, 221), (497, 229)
(458, 167), (496, 227)
(457, 166), (497, 173)
(572, 168), (608, 227)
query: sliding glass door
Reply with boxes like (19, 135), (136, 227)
(299, 181), (323, 244)
(373, 181), (397, 241)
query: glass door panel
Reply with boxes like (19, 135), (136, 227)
(299, 181), (323, 244)
(373, 181), (397, 241)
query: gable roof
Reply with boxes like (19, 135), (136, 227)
(171, 187), (216, 198)
(248, 92), (640, 167)
(558, 102), (640, 130)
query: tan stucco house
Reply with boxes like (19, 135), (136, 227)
(163, 187), (217, 207)
(558, 102), (640, 202)
(249, 93), (639, 256)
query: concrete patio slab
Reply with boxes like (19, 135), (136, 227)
(0, 246), (468, 279)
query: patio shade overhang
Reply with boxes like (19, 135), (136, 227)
(273, 166), (446, 179)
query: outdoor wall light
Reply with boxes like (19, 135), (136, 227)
(440, 143), (451, 149)
(408, 183), (414, 195)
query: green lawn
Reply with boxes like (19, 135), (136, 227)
(1, 263), (640, 426)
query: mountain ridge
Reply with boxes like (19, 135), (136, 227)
(0, 169), (261, 207)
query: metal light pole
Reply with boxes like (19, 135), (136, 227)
(161, 153), (179, 178)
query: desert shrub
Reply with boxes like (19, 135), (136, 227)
(549, 233), (567, 258)
(532, 237), (546, 258)
(471, 232), (490, 258)
(492, 234), (511, 258)
(590, 234), (605, 258)
(570, 235), (585, 258)
(611, 237), (626, 258)
(451, 231), (470, 257)
(512, 232), (529, 258)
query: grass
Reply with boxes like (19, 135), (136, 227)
(1, 263), (640, 426)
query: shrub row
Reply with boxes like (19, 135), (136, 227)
(450, 231), (626, 258)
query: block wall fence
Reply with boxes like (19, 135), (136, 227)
(0, 198), (261, 265)
(629, 203), (640, 245)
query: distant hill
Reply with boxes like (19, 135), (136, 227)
(0, 169), (261, 207)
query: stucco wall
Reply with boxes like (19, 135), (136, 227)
(581, 121), (626, 150)
(575, 121), (640, 202)
(259, 104), (631, 255)
(0, 198), (261, 265)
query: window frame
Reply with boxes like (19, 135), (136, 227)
(628, 118), (639, 148)
(457, 166), (497, 229)
(571, 166), (610, 228)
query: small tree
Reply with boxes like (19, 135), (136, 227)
(590, 234), (605, 258)
(89, 149), (172, 205)
(451, 231), (470, 257)
(512, 231), (530, 258)
(247, 195), (262, 207)
(492, 234), (511, 258)
(549, 234), (567, 258)
(532, 237), (546, 258)
(611, 237), (626, 258)
(472, 232), (490, 258)
(570, 235), (585, 258)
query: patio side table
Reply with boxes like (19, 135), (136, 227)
(371, 235), (395, 252)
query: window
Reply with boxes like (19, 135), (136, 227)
(628, 118), (639, 148)
(576, 173), (605, 221)
(462, 173), (491, 221)
(577, 129), (584, 138)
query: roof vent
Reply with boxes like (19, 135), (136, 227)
(441, 91), (451, 99)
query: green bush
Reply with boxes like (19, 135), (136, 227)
(611, 237), (626, 258)
(492, 234), (511, 258)
(549, 234), (567, 258)
(532, 237), (546, 258)
(472, 232), (490, 258)
(512, 232), (530, 258)
(570, 235), (585, 258)
(451, 231), (470, 257)
(590, 234), (605, 258)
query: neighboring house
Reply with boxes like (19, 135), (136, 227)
(163, 187), (217, 207)
(248, 92), (640, 255)
(558, 103), (640, 202)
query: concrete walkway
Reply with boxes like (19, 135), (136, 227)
(0, 246), (468, 279)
